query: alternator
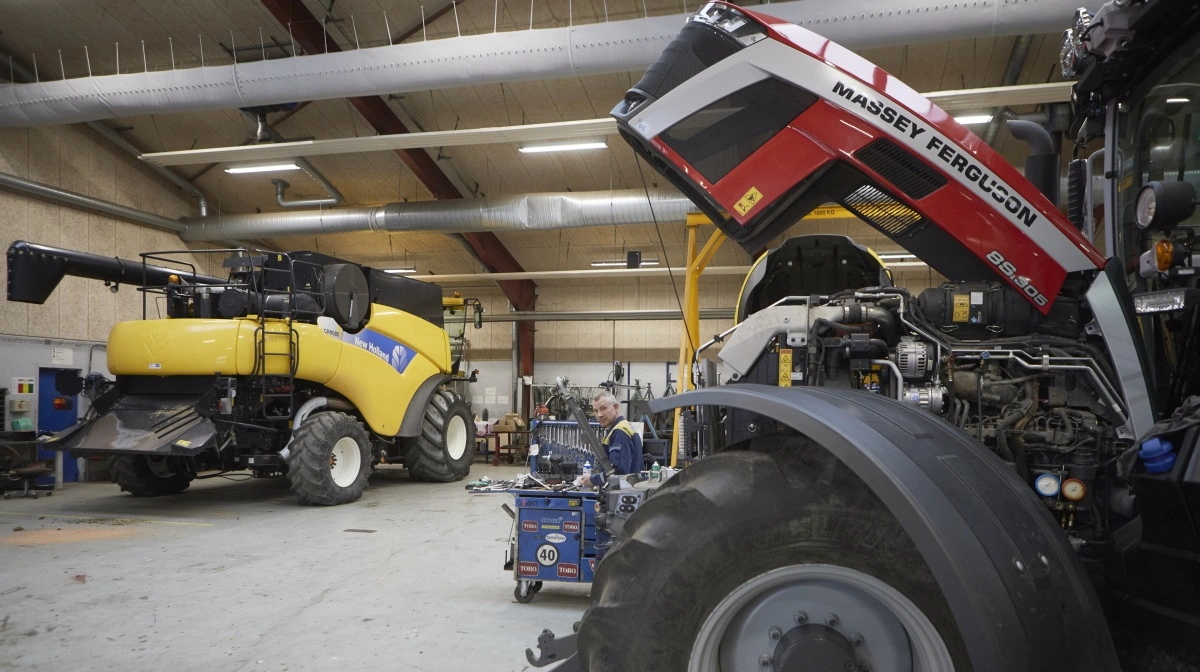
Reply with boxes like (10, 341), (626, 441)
(895, 337), (933, 379)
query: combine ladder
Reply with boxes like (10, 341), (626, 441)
(253, 254), (301, 421)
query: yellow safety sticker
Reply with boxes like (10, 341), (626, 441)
(952, 295), (970, 322)
(734, 187), (764, 216)
(175, 439), (191, 447)
(778, 348), (793, 387)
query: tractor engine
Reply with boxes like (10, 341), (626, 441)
(713, 279), (1125, 549)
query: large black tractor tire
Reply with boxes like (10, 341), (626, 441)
(287, 411), (372, 505)
(577, 436), (971, 672)
(110, 455), (194, 496)
(404, 387), (473, 482)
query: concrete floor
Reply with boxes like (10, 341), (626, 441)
(0, 462), (588, 671)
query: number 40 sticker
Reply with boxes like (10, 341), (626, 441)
(536, 544), (559, 567)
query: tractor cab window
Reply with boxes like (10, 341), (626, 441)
(1115, 31), (1200, 272)
(659, 79), (817, 184)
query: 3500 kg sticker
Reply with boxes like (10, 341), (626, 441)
(987, 250), (1049, 307)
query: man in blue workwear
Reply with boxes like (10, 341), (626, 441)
(581, 391), (642, 487)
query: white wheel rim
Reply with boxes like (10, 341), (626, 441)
(330, 436), (362, 488)
(446, 415), (469, 461)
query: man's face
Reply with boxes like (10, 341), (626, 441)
(592, 399), (619, 427)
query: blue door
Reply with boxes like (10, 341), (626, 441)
(37, 368), (80, 483)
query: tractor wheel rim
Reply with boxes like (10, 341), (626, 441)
(330, 437), (361, 488)
(446, 415), (469, 461)
(689, 563), (954, 672)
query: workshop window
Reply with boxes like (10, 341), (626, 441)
(659, 78), (817, 183)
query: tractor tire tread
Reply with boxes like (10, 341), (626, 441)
(110, 455), (193, 497)
(404, 388), (473, 482)
(577, 439), (971, 672)
(287, 411), (371, 506)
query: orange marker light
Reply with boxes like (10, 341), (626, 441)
(1155, 240), (1175, 272)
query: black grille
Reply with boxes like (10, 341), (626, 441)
(841, 185), (924, 237)
(854, 138), (946, 200)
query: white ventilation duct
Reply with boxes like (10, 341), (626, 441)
(0, 0), (1082, 127)
(179, 189), (696, 242)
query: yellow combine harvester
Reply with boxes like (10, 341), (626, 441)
(6, 241), (483, 505)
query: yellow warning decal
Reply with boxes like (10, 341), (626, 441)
(952, 295), (970, 322)
(174, 439), (192, 447)
(778, 348), (793, 387)
(734, 187), (764, 216)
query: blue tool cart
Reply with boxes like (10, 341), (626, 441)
(506, 488), (601, 603)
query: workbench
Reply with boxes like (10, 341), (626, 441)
(477, 430), (532, 465)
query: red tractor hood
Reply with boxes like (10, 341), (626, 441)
(612, 2), (1104, 312)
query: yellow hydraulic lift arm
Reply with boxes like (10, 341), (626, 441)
(672, 213), (726, 467)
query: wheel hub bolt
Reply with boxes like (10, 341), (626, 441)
(1014, 559), (1026, 573)
(794, 611), (809, 624)
(759, 654), (772, 667)
(850, 633), (864, 646)
(826, 613), (840, 627)
(843, 661), (856, 671)
(769, 626), (783, 641)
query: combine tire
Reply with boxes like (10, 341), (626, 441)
(404, 388), (473, 482)
(287, 411), (371, 505)
(110, 455), (193, 496)
(577, 437), (970, 672)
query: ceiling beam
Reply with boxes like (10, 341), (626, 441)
(140, 82), (1075, 167)
(143, 118), (615, 166)
(423, 266), (753, 284)
(257, 0), (536, 312)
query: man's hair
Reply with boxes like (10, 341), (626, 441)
(591, 391), (619, 408)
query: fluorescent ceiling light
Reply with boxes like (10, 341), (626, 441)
(384, 267), (417, 274)
(590, 258), (660, 267)
(224, 162), (301, 174)
(519, 140), (608, 153)
(1166, 98), (1190, 104)
(954, 114), (993, 125)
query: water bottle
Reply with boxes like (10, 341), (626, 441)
(651, 461), (661, 482)
(583, 460), (592, 480)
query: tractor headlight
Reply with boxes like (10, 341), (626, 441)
(1060, 8), (1092, 78)
(1136, 181), (1198, 231)
(692, 2), (767, 46)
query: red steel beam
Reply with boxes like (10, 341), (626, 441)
(257, 0), (538, 319)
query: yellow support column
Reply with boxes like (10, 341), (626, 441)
(671, 216), (725, 467)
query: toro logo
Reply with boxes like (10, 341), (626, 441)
(588, 559), (596, 572)
(557, 563), (579, 579)
(521, 520), (539, 532)
(563, 521), (581, 533)
(518, 562), (539, 576)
